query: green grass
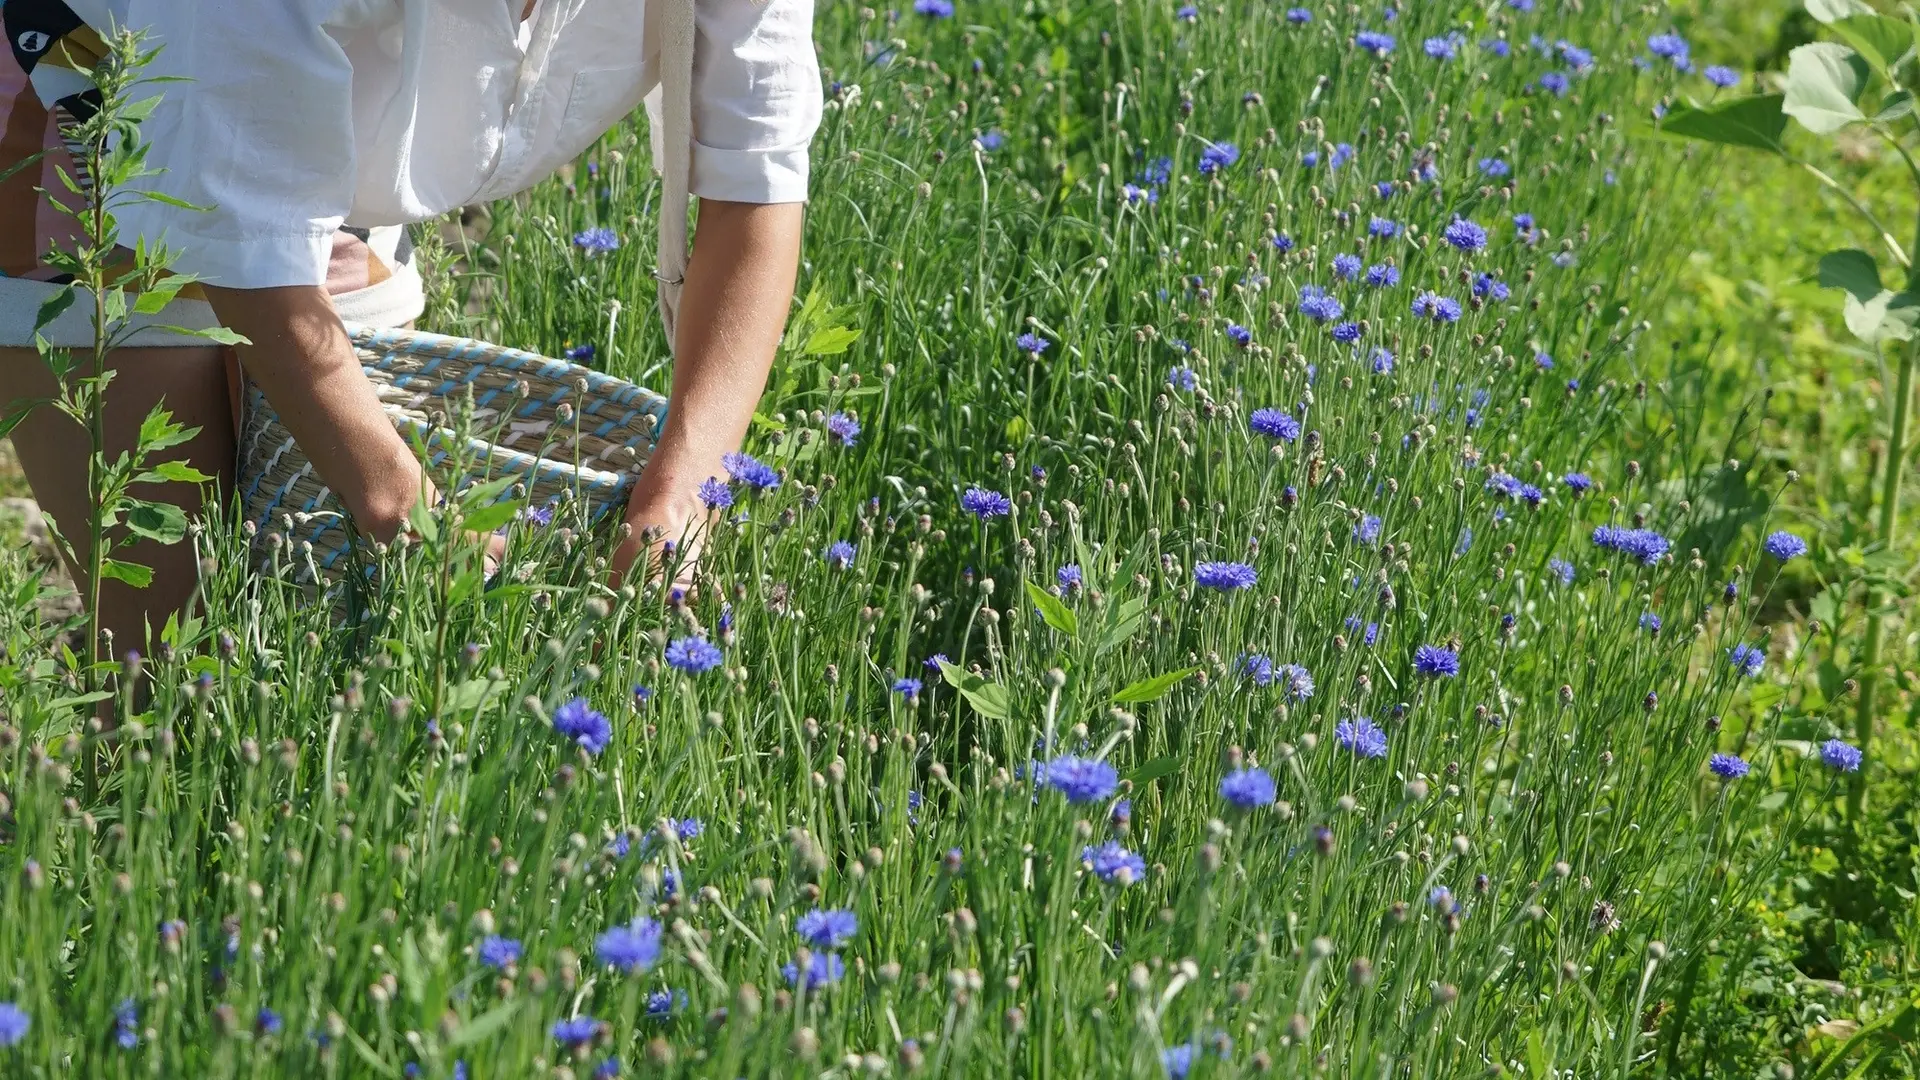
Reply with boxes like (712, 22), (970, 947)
(1, 0), (1916, 1076)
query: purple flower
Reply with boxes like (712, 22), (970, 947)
(1333, 253), (1362, 280)
(1354, 515), (1382, 545)
(1482, 38), (1512, 57)
(1286, 6), (1311, 21)
(1250, 408), (1301, 441)
(1368, 216), (1401, 238)
(1277, 663), (1314, 700)
(1194, 561), (1258, 590)
(892, 677), (922, 702)
(0, 1004), (27, 1048)
(1298, 286), (1345, 322)
(976, 130), (1003, 150)
(721, 451), (780, 490)
(1472, 273), (1510, 301)
(1423, 34), (1461, 60)
(1369, 348), (1395, 374)
(1219, 767), (1277, 809)
(825, 412), (861, 447)
(1082, 841), (1146, 885)
(782, 952), (846, 989)
(1763, 531), (1808, 562)
(795, 908), (859, 948)
(1478, 158), (1512, 178)
(1591, 525), (1670, 565)
(1411, 291), (1462, 322)
(1017, 332), (1050, 354)
(665, 636), (724, 675)
(1442, 219), (1488, 251)
(1175, 4), (1198, 20)
(1335, 717), (1388, 758)
(1332, 321), (1363, 343)
(573, 227), (620, 254)
(1355, 30), (1396, 53)
(479, 936), (523, 970)
(1707, 752), (1749, 780)
(1548, 558), (1575, 585)
(256, 1008), (283, 1036)
(697, 477), (733, 509)
(113, 999), (138, 1049)
(914, 0), (953, 15)
(1820, 739), (1863, 773)
(552, 697), (613, 754)
(1365, 263), (1400, 287)
(552, 1016), (600, 1047)
(824, 539), (857, 569)
(1240, 653), (1276, 685)
(565, 343), (596, 362)
(1563, 472), (1592, 492)
(596, 918), (664, 974)
(1226, 322), (1253, 347)
(1198, 142), (1240, 174)
(1538, 71), (1570, 95)
(1728, 643), (1765, 678)
(1412, 644), (1460, 678)
(1045, 755), (1120, 802)
(1168, 365), (1198, 391)
(960, 487), (1013, 519)
(1648, 31), (1690, 61)
(1640, 612), (1662, 633)
(1164, 1044), (1198, 1079)
(1703, 65), (1741, 88)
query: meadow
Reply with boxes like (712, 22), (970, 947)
(1, 0), (1913, 1077)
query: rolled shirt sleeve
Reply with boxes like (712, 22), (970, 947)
(113, 0), (353, 289)
(687, 0), (822, 204)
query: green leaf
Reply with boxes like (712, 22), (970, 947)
(1099, 596), (1148, 653)
(935, 659), (1012, 720)
(1806, 0), (1873, 22)
(459, 501), (522, 534)
(1126, 756), (1180, 787)
(1818, 248), (1883, 302)
(446, 678), (505, 712)
(1783, 42), (1871, 133)
(1756, 790), (1791, 812)
(1875, 89), (1915, 122)
(33, 285), (77, 334)
(135, 460), (215, 485)
(124, 499), (189, 545)
(1024, 580), (1078, 637)
(99, 558), (154, 588)
(407, 499), (440, 544)
(1843, 289), (1920, 344)
(1111, 666), (1202, 705)
(146, 323), (248, 346)
(131, 276), (189, 316)
(0, 398), (50, 442)
(1830, 14), (1917, 79)
(801, 325), (861, 356)
(1652, 94), (1789, 153)
(137, 406), (198, 452)
(447, 1000), (523, 1049)
(49, 690), (115, 711)
(1526, 1030), (1553, 1080)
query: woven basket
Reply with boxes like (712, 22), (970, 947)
(237, 324), (667, 580)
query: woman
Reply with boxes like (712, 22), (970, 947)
(0, 0), (819, 653)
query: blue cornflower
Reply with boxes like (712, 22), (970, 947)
(914, 0), (954, 14)
(1369, 348), (1395, 374)
(1553, 251), (1578, 268)
(783, 952), (846, 989)
(1558, 42), (1594, 70)
(1443, 219), (1489, 251)
(1413, 644), (1460, 678)
(1249, 408), (1301, 442)
(1332, 322), (1363, 343)
(824, 539), (857, 570)
(721, 451), (780, 490)
(796, 908), (859, 948)
(825, 412), (860, 447)
(1412, 292), (1462, 322)
(1478, 158), (1511, 178)
(1820, 739), (1863, 773)
(1333, 253), (1363, 280)
(1703, 65), (1741, 88)
(552, 1016), (600, 1047)
(1563, 472), (1592, 492)
(924, 653), (950, 671)
(976, 129), (1003, 150)
(1728, 643), (1765, 678)
(479, 935), (524, 970)
(1515, 212), (1537, 236)
(1017, 332), (1050, 355)
(565, 343), (596, 362)
(961, 487), (1012, 519)
(1277, 663), (1314, 700)
(1365, 263), (1400, 288)
(1240, 653), (1276, 685)
(1538, 71), (1570, 95)
(1219, 767), (1277, 809)
(113, 999), (138, 1050)
(596, 917), (664, 974)
(1176, 5), (1198, 21)
(1368, 216), (1401, 238)
(1763, 531), (1808, 561)
(1302, 150), (1322, 168)
(1707, 753), (1749, 780)
(646, 990), (685, 1018)
(665, 637), (724, 675)
(1198, 142), (1240, 174)
(1482, 38), (1512, 57)
(1226, 322), (1253, 347)
(892, 677), (922, 702)
(1473, 273), (1510, 301)
(552, 697), (612, 754)
(573, 227), (620, 254)
(1163, 1044), (1198, 1079)
(1336, 717), (1388, 758)
(1592, 525), (1670, 565)
(1272, 232), (1294, 251)
(1648, 31), (1690, 61)
(1298, 286), (1345, 322)
(1355, 515), (1383, 545)
(696, 476), (733, 509)
(1122, 183), (1157, 205)
(1082, 841), (1147, 884)
(0, 1004), (26, 1047)
(1423, 33), (1461, 60)
(1355, 30), (1396, 53)
(1330, 142), (1355, 168)
(1057, 564), (1084, 592)
(1194, 561), (1258, 590)
(1045, 755), (1120, 802)
(595, 1056), (624, 1078)
(256, 1008), (283, 1036)
(1548, 558), (1574, 585)
(1285, 6), (1311, 21)
(1168, 365), (1198, 391)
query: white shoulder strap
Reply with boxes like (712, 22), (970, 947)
(651, 0), (696, 351)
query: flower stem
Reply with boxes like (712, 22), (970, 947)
(1848, 336), (1917, 822)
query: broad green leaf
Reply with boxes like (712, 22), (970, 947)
(49, 690), (115, 711)
(448, 1000), (523, 1048)
(1842, 288), (1920, 344)
(135, 460), (215, 485)
(1127, 756), (1180, 786)
(407, 499), (441, 544)
(1875, 89), (1915, 122)
(1653, 94), (1789, 153)
(137, 406), (198, 452)
(125, 499), (189, 545)
(446, 678), (505, 712)
(1806, 0), (1873, 22)
(1099, 596), (1148, 653)
(1111, 666), (1202, 705)
(0, 398), (50, 442)
(147, 323), (248, 346)
(100, 558), (154, 588)
(1005, 414), (1028, 443)
(936, 659), (1013, 720)
(132, 275), (189, 315)
(1783, 43), (1870, 133)
(458, 474), (521, 509)
(459, 501), (522, 534)
(801, 325), (861, 355)
(1024, 580), (1078, 637)
(1526, 1030), (1553, 1080)
(1831, 15), (1917, 79)
(1817, 248), (1882, 302)
(34, 285), (77, 334)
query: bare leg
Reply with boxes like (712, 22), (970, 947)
(1, 345), (234, 659)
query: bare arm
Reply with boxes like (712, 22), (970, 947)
(203, 285), (423, 542)
(612, 199), (803, 581)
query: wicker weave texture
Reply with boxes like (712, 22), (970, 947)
(236, 325), (667, 577)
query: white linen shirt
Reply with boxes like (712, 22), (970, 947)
(97, 0), (821, 289)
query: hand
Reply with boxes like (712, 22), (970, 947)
(610, 472), (710, 591)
